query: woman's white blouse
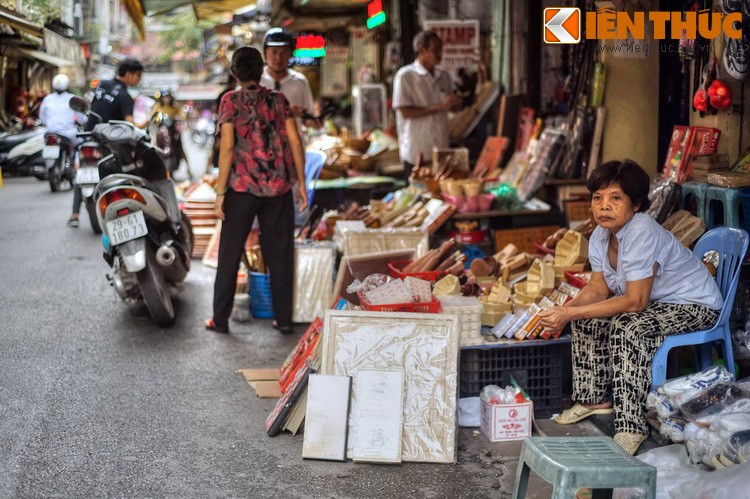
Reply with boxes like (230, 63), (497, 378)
(589, 213), (723, 310)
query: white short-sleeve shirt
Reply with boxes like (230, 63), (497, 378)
(589, 213), (723, 309)
(392, 61), (453, 164)
(39, 91), (84, 143)
(260, 67), (315, 120)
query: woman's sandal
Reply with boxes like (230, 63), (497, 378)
(272, 320), (294, 335)
(204, 319), (229, 334)
(554, 403), (614, 425)
(613, 432), (648, 455)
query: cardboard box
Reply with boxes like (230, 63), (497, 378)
(480, 400), (533, 442)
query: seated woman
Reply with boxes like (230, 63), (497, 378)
(538, 160), (722, 455)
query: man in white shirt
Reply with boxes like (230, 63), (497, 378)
(259, 28), (320, 133)
(39, 74), (83, 143)
(393, 31), (462, 172)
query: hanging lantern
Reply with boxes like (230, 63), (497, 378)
(707, 80), (732, 110)
(693, 88), (709, 112)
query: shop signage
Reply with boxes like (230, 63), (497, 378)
(423, 19), (480, 92)
(544, 7), (743, 44)
(294, 34), (326, 58)
(43, 28), (84, 65)
(423, 19), (479, 74)
(367, 0), (386, 30)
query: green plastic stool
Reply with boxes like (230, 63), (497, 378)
(681, 181), (708, 223)
(707, 186), (742, 229)
(513, 437), (656, 499)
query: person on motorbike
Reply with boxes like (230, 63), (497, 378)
(150, 88), (185, 121)
(68, 58), (143, 227)
(150, 89), (185, 174)
(40, 74), (84, 144)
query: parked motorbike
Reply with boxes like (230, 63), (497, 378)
(0, 124), (46, 177)
(71, 98), (193, 327)
(75, 140), (105, 233)
(190, 116), (214, 148)
(43, 132), (76, 191)
(153, 113), (182, 174)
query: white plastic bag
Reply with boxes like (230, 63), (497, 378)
(458, 397), (481, 428)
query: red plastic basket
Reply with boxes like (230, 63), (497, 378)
(359, 294), (442, 313)
(387, 260), (445, 283)
(448, 230), (490, 244)
(565, 271), (590, 289)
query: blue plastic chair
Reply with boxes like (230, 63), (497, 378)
(651, 227), (749, 387)
(304, 150), (327, 207)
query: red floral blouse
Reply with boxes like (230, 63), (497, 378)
(217, 86), (295, 197)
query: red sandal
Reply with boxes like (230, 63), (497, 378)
(204, 319), (229, 334)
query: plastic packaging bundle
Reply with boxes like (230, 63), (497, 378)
(684, 421), (724, 466)
(737, 377), (750, 396)
(659, 365), (733, 408)
(480, 384), (523, 405)
(347, 273), (391, 295)
(348, 273), (417, 306)
(646, 177), (682, 224)
(659, 416), (687, 443)
(732, 328), (750, 360)
(693, 398), (750, 426)
(684, 412), (750, 467)
(680, 383), (745, 420)
(647, 390), (679, 419)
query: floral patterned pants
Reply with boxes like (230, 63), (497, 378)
(571, 301), (719, 434)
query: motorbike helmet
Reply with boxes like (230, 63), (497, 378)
(156, 88), (173, 100)
(52, 74), (70, 92)
(263, 27), (295, 51)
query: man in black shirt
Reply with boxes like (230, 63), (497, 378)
(69, 58), (143, 226)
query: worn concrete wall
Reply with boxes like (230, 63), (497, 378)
(599, 38), (661, 177)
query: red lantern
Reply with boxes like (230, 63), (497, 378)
(693, 88), (709, 112)
(707, 80), (732, 110)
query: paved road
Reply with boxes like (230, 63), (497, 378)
(0, 177), (516, 498)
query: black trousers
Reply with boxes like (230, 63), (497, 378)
(71, 184), (83, 214)
(212, 189), (295, 328)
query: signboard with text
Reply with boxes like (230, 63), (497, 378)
(423, 19), (480, 82)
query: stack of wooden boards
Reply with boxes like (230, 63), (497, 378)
(400, 239), (465, 276)
(181, 182), (219, 259)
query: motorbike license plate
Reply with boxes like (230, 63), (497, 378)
(75, 166), (100, 185)
(107, 211), (148, 246)
(42, 145), (60, 159)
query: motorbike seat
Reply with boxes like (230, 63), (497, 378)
(45, 133), (77, 152)
(0, 129), (44, 150)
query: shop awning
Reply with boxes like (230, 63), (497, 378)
(14, 47), (78, 67)
(194, 0), (256, 20)
(0, 9), (44, 38)
(121, 0), (146, 40)
(139, 0), (255, 20)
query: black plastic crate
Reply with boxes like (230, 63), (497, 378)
(460, 338), (572, 419)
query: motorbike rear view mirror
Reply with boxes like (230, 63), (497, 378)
(69, 96), (89, 113)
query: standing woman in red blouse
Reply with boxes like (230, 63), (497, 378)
(205, 46), (307, 334)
